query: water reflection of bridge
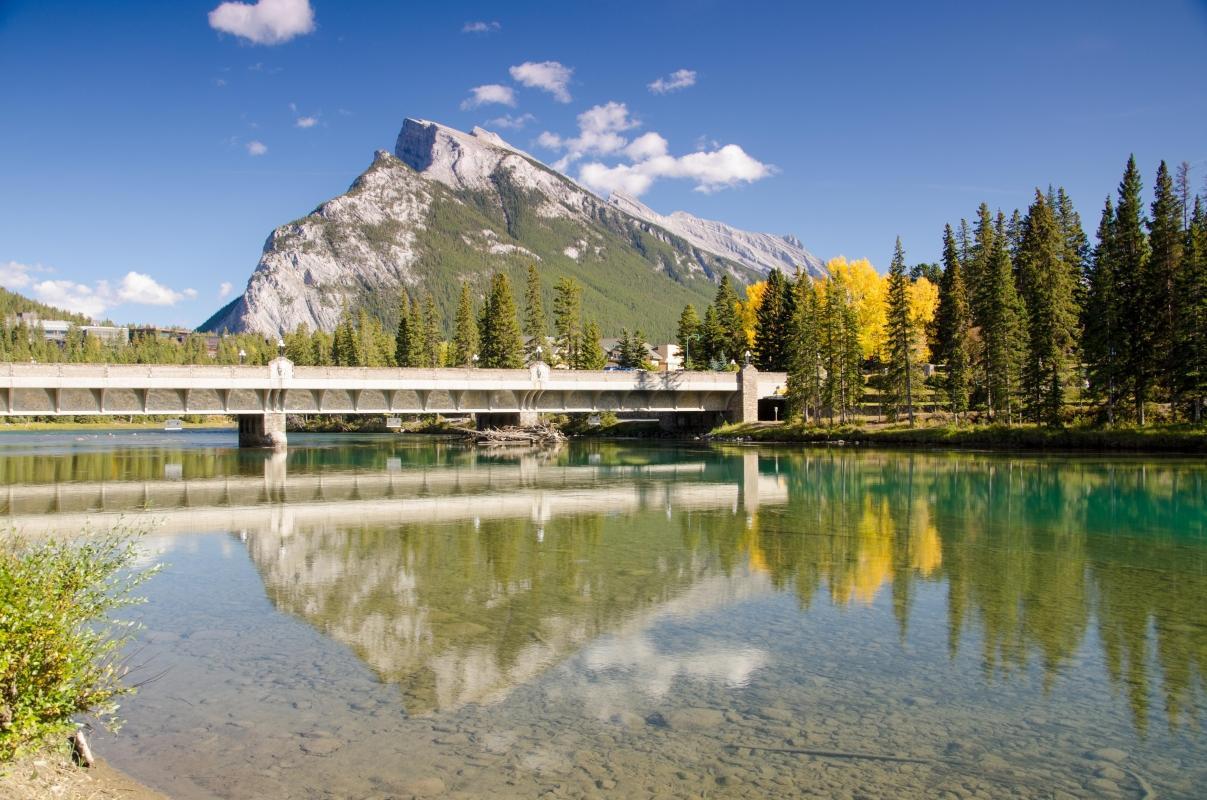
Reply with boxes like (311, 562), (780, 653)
(1, 450), (785, 536)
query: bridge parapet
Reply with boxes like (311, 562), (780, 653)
(0, 360), (786, 447)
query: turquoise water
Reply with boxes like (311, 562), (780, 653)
(3, 430), (1205, 798)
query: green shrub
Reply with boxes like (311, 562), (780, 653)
(0, 532), (157, 761)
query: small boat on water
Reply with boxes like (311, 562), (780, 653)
(164, 419), (184, 432)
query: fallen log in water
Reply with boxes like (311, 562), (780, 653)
(452, 425), (567, 446)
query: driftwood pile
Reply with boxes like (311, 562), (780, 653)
(454, 424), (567, 446)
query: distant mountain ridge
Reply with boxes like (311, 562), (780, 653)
(202, 119), (825, 339)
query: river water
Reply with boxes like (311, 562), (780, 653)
(2, 430), (1205, 798)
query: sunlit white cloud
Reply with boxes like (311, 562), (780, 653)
(246, 140), (268, 156)
(648, 68), (697, 94)
(208, 0), (315, 45)
(461, 84), (516, 110)
(579, 144), (774, 196)
(115, 272), (193, 306)
(509, 61), (573, 103)
(219, 281), (234, 299)
(537, 101), (638, 170)
(31, 280), (111, 318)
(0, 260), (51, 290)
(462, 20), (500, 34)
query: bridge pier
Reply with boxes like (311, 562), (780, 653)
(238, 412), (288, 449)
(726, 365), (760, 425)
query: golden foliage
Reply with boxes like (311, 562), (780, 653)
(827, 257), (887, 360)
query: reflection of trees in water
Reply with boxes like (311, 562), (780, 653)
(740, 450), (1207, 732)
(230, 444), (1206, 731)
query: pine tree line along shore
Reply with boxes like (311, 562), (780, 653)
(2, 157), (1206, 449)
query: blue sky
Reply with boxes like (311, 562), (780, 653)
(1, 0), (1205, 326)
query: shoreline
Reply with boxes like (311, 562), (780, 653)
(705, 421), (1207, 454)
(0, 749), (167, 800)
(2, 418), (1205, 455)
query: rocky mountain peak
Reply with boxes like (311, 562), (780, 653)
(202, 117), (827, 338)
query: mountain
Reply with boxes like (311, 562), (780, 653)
(607, 192), (826, 278)
(202, 119), (825, 340)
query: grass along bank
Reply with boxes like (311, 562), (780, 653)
(0, 531), (159, 793)
(709, 421), (1207, 453)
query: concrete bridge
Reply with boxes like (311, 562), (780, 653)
(0, 359), (786, 447)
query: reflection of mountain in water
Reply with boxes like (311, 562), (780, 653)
(242, 454), (774, 714)
(3, 439), (1205, 731)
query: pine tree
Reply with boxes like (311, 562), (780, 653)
(1174, 198), (1207, 420)
(1112, 156), (1153, 423)
(1017, 190), (1079, 425)
(522, 264), (550, 363)
(676, 304), (701, 370)
(616, 329), (649, 369)
(478, 273), (523, 368)
(712, 275), (746, 364)
(883, 238), (917, 425)
(821, 273), (863, 424)
(1147, 161), (1185, 411)
(422, 293), (441, 367)
(451, 282), (478, 367)
(936, 225), (971, 419)
(284, 323), (314, 365)
(577, 320), (606, 369)
(312, 329), (333, 366)
(983, 215), (1028, 422)
(753, 268), (793, 370)
(333, 312), (357, 366)
(968, 204), (996, 329)
(785, 276), (823, 422)
(552, 277), (582, 368)
(1084, 197), (1121, 421)
(394, 292), (412, 367)
(700, 304), (723, 368)
(1055, 187), (1089, 320)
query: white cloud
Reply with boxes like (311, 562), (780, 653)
(0, 261), (52, 290)
(509, 61), (573, 103)
(578, 143), (773, 197)
(487, 113), (536, 130)
(295, 116), (318, 128)
(32, 280), (111, 318)
(219, 281), (234, 299)
(460, 84), (516, 110)
(246, 140), (268, 156)
(208, 0), (315, 45)
(462, 20), (500, 34)
(116, 272), (189, 306)
(648, 68), (697, 94)
(537, 101), (638, 169)
(3, 262), (196, 318)
(537, 98), (771, 196)
(624, 132), (668, 161)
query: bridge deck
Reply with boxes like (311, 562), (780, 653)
(0, 359), (785, 417)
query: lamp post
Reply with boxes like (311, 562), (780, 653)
(682, 332), (700, 371)
(471, 353), (479, 368)
(535, 345), (543, 364)
(278, 338), (286, 358)
(238, 348), (246, 365)
(743, 349), (751, 367)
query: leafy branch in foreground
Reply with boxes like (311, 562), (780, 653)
(0, 531), (159, 761)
